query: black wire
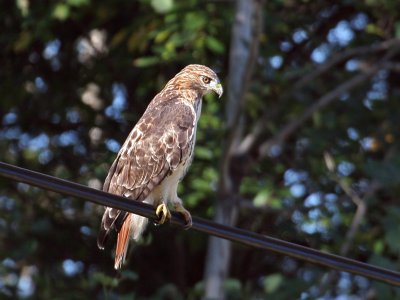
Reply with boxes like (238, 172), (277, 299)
(1, 161), (400, 286)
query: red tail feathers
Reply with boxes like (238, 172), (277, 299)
(114, 213), (131, 269)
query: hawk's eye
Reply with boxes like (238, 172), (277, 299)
(202, 76), (211, 84)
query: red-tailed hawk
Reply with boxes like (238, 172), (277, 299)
(97, 64), (223, 269)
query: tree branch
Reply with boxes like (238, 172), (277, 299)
(315, 148), (394, 296)
(323, 152), (379, 256)
(257, 67), (377, 158)
(237, 39), (400, 158)
(293, 38), (400, 90)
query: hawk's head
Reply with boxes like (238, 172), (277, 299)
(170, 64), (223, 98)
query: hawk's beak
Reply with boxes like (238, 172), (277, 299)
(212, 82), (223, 98)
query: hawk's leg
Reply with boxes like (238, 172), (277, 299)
(173, 200), (192, 230)
(155, 202), (171, 224)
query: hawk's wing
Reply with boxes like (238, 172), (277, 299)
(97, 99), (196, 249)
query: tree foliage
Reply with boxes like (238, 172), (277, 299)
(1, 0), (400, 299)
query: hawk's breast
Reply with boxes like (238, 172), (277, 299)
(178, 99), (202, 181)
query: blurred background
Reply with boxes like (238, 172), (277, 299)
(1, 0), (400, 299)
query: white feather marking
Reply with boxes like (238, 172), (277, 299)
(129, 198), (152, 241)
(126, 128), (143, 156)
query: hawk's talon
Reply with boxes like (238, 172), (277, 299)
(175, 205), (192, 230)
(182, 215), (192, 230)
(155, 203), (171, 225)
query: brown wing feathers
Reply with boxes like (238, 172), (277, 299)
(97, 154), (124, 249)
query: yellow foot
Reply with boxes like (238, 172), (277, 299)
(175, 205), (192, 230)
(155, 203), (171, 224)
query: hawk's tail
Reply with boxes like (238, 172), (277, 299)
(114, 213), (149, 269)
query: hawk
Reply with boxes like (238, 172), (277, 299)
(97, 64), (223, 269)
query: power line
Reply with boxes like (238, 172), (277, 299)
(1, 161), (399, 286)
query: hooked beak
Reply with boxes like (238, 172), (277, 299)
(212, 82), (223, 98)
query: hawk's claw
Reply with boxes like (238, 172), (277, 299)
(156, 202), (192, 229)
(155, 203), (171, 224)
(182, 215), (192, 230)
(176, 206), (192, 230)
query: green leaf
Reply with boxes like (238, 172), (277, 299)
(223, 278), (242, 299)
(53, 3), (70, 20)
(151, 0), (174, 14)
(91, 272), (119, 288)
(206, 36), (225, 54)
(16, 0), (29, 17)
(13, 31), (32, 52)
(264, 273), (283, 293)
(184, 13), (206, 31)
(195, 145), (213, 160)
(373, 240), (384, 255)
(155, 29), (172, 44)
(365, 24), (385, 36)
(67, 0), (90, 6)
(253, 189), (271, 207)
(133, 56), (160, 67)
